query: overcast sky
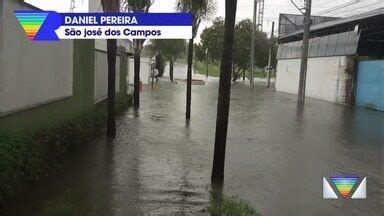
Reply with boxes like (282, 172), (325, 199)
(25, 0), (382, 41)
(149, 0), (381, 40)
(25, 0), (89, 12)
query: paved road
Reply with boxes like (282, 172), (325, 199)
(7, 64), (384, 215)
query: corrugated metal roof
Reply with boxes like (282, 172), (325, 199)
(279, 7), (384, 40)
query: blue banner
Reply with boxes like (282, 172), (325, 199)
(14, 10), (193, 41)
(61, 13), (193, 26)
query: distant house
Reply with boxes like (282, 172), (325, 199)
(0, 0), (133, 132)
(275, 8), (384, 111)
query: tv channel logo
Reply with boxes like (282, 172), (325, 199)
(323, 176), (366, 199)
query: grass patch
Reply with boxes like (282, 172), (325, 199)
(236, 69), (267, 79)
(194, 60), (267, 79)
(194, 60), (221, 77)
(209, 196), (261, 216)
(253, 70), (267, 78)
(0, 94), (132, 209)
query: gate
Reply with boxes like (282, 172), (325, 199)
(356, 60), (384, 111)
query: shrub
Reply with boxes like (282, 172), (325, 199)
(209, 196), (261, 216)
(0, 95), (132, 207)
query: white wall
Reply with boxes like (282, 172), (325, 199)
(129, 57), (152, 85)
(94, 51), (120, 103)
(276, 56), (351, 104)
(0, 0), (73, 115)
(89, 0), (103, 12)
(95, 40), (133, 54)
(89, 0), (131, 103)
(89, 0), (133, 54)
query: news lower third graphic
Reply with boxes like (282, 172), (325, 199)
(14, 11), (193, 41)
(323, 176), (367, 199)
(14, 12), (49, 40)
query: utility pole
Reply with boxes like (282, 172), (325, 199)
(250, 0), (257, 89)
(70, 0), (75, 12)
(266, 21), (275, 88)
(297, 0), (312, 104)
(256, 0), (265, 32)
(151, 63), (154, 90)
(206, 49), (209, 78)
(194, 53), (196, 74)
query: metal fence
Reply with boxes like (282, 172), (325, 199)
(277, 30), (360, 59)
(278, 14), (339, 37)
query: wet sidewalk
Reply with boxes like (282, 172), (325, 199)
(6, 66), (384, 215)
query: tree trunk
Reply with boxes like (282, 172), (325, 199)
(186, 38), (194, 120)
(211, 0), (237, 184)
(106, 39), (117, 138)
(101, 0), (118, 139)
(133, 41), (141, 107)
(170, 56), (174, 82)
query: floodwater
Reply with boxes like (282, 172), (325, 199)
(5, 64), (384, 215)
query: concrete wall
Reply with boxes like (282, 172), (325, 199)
(89, 0), (102, 12)
(95, 39), (133, 54)
(276, 56), (354, 104)
(94, 51), (121, 103)
(1, 40), (95, 133)
(89, 0), (133, 55)
(129, 57), (152, 85)
(0, 0), (73, 116)
(119, 52), (129, 96)
(0, 0), (130, 133)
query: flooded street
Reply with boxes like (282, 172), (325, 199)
(6, 64), (384, 215)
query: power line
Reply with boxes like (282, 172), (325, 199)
(316, 0), (360, 15)
(315, 0), (381, 16)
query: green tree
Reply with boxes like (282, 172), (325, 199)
(198, 18), (274, 81)
(101, 0), (119, 138)
(194, 43), (206, 62)
(232, 19), (251, 81)
(149, 39), (186, 82)
(233, 19), (270, 80)
(176, 0), (216, 120)
(211, 0), (237, 184)
(121, 0), (154, 107)
(200, 17), (224, 61)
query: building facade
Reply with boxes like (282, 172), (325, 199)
(275, 8), (384, 111)
(0, 0), (132, 133)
